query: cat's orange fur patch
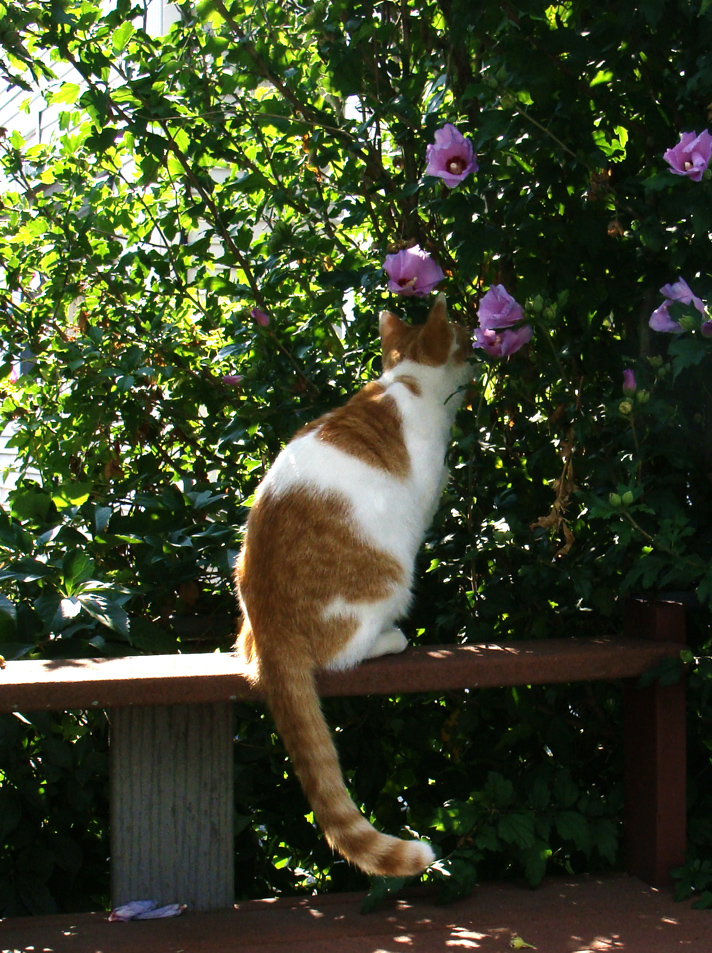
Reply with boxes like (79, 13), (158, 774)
(297, 381), (410, 478)
(394, 374), (422, 397)
(236, 485), (403, 672)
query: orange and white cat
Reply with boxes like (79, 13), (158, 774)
(234, 294), (471, 877)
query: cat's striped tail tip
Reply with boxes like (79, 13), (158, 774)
(408, 839), (437, 874)
(373, 837), (436, 878)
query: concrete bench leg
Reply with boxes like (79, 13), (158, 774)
(110, 703), (234, 911)
(623, 599), (687, 886)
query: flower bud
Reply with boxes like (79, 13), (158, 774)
(529, 295), (544, 313)
(619, 400), (633, 415)
(635, 389), (650, 403)
(621, 491), (634, 506)
(609, 493), (622, 506)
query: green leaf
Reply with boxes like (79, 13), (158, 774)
(0, 593), (17, 635)
(431, 800), (478, 835)
(48, 82), (81, 105)
(10, 489), (52, 524)
(555, 811), (592, 855)
(528, 777), (551, 812)
(552, 771), (580, 809)
(484, 772), (514, 808)
(474, 824), (500, 852)
(591, 819), (618, 865)
(522, 842), (551, 887)
(0, 558), (55, 583)
(62, 550), (95, 589)
(52, 483), (92, 511)
(498, 812), (536, 850)
(112, 22), (135, 52)
(692, 891), (712, 910)
(78, 595), (130, 637)
(361, 876), (408, 913)
(668, 336), (707, 380)
(430, 856), (479, 905)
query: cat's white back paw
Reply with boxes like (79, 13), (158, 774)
(365, 627), (408, 659)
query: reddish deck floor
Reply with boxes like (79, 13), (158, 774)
(3, 875), (712, 953)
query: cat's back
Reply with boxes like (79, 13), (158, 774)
(260, 371), (456, 553)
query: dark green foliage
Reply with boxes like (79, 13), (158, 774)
(1, 0), (712, 914)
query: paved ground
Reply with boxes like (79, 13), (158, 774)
(3, 874), (712, 953)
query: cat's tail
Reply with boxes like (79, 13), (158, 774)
(260, 663), (435, 878)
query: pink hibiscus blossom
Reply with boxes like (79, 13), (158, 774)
(649, 277), (705, 333)
(477, 284), (526, 330)
(663, 131), (712, 182)
(474, 325), (533, 358)
(383, 245), (445, 296)
(424, 124), (478, 188)
(473, 285), (532, 358)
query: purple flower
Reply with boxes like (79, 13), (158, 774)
(477, 284), (525, 330)
(649, 303), (684, 333)
(472, 284), (531, 358)
(473, 324), (533, 358)
(663, 131), (712, 182)
(222, 374), (243, 385)
(649, 277), (706, 333)
(383, 245), (445, 296)
(702, 321), (712, 338)
(622, 369), (636, 393)
(251, 307), (270, 327)
(424, 124), (478, 188)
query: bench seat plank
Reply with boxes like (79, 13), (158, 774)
(0, 636), (682, 712)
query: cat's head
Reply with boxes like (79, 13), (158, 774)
(378, 294), (471, 373)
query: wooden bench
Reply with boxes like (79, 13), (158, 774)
(0, 597), (687, 931)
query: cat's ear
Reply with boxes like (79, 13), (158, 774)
(379, 309), (406, 339)
(379, 310), (407, 369)
(424, 293), (448, 327)
(421, 294), (452, 364)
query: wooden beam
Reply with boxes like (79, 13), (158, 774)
(0, 636), (683, 712)
(623, 598), (687, 886)
(110, 703), (234, 911)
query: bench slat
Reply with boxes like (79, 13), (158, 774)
(0, 637), (681, 712)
